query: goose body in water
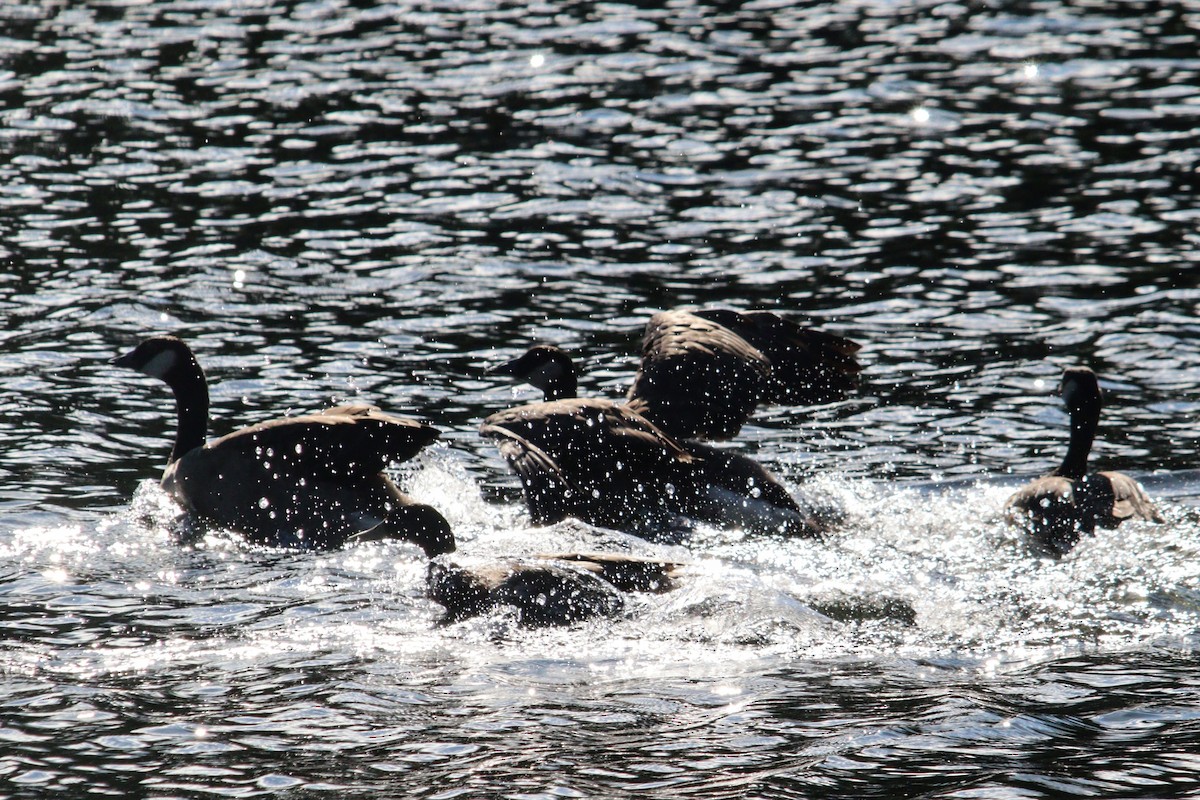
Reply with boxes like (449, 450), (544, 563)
(1004, 367), (1163, 554)
(481, 309), (861, 539)
(114, 336), (454, 555)
(427, 552), (683, 626)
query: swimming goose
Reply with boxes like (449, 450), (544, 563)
(481, 309), (860, 539)
(427, 552), (682, 626)
(1004, 367), (1163, 554)
(113, 335), (454, 555)
(627, 308), (861, 441)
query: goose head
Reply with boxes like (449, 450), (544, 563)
(113, 335), (204, 388)
(1060, 366), (1102, 415)
(487, 344), (578, 401)
(400, 504), (456, 558)
(114, 335), (210, 464)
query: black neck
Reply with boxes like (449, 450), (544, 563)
(165, 357), (210, 464)
(1055, 403), (1098, 479)
(544, 372), (578, 401)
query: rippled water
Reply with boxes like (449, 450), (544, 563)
(3, 0), (1200, 796)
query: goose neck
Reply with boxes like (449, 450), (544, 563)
(1057, 403), (1098, 480)
(166, 359), (210, 464)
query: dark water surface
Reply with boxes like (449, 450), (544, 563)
(3, 0), (1200, 796)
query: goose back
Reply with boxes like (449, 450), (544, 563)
(685, 441), (821, 537)
(479, 398), (822, 538)
(480, 397), (696, 533)
(165, 405), (451, 552)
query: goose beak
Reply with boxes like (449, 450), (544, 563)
(485, 356), (521, 377)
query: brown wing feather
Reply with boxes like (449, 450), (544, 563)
(483, 424), (576, 525)
(694, 309), (862, 405)
(480, 398), (694, 531)
(1099, 470), (1164, 527)
(533, 552), (684, 593)
(627, 309), (861, 441)
(482, 398), (692, 469)
(627, 310), (772, 440)
(206, 404), (440, 479)
(1004, 475), (1074, 520)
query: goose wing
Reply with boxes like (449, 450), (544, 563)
(693, 309), (862, 405)
(627, 309), (861, 440)
(481, 423), (576, 525)
(206, 404), (440, 480)
(1099, 471), (1164, 527)
(534, 552), (684, 593)
(480, 398), (693, 526)
(1004, 475), (1074, 521)
(481, 398), (692, 470)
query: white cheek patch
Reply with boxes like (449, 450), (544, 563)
(141, 350), (178, 380)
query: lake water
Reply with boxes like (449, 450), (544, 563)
(3, 0), (1200, 796)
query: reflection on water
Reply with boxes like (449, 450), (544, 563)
(2, 0), (1200, 796)
(3, 469), (1199, 797)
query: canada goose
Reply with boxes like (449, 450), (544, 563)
(427, 552), (682, 626)
(1004, 367), (1163, 554)
(481, 309), (860, 539)
(113, 335), (454, 555)
(627, 308), (861, 441)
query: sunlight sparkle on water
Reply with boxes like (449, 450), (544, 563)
(911, 106), (930, 124)
(42, 567), (70, 583)
(1023, 62), (1039, 79)
(530, 53), (545, 69)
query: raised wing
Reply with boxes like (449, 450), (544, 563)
(693, 309), (861, 405)
(480, 398), (693, 530)
(207, 404), (440, 479)
(627, 309), (860, 441)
